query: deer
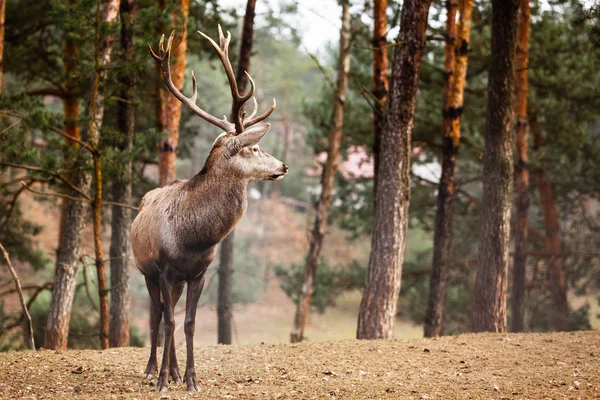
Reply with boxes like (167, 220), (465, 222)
(131, 27), (288, 393)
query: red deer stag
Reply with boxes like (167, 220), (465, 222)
(132, 28), (288, 392)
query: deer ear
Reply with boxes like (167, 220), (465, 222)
(227, 124), (270, 157)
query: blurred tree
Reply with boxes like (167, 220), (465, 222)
(531, 113), (568, 331)
(510, 0), (530, 333)
(473, 0), (519, 333)
(158, 0), (189, 186)
(109, 0), (137, 348)
(218, 0), (257, 346)
(290, 0), (351, 344)
(357, 0), (432, 340)
(424, 0), (474, 338)
(0, 0), (5, 92)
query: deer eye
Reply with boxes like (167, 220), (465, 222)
(252, 147), (259, 153)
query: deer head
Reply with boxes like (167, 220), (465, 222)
(149, 27), (288, 182)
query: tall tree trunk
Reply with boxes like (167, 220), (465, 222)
(530, 114), (568, 331)
(290, 2), (351, 344)
(356, 0), (432, 340)
(89, 0), (121, 350)
(0, 0), (6, 92)
(158, 0), (189, 186)
(109, 0), (136, 348)
(472, 0), (519, 333)
(372, 0), (388, 195)
(424, 0), (474, 338)
(510, 0), (530, 333)
(43, 2), (83, 351)
(218, 0), (257, 345)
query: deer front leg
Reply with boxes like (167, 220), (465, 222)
(143, 276), (162, 379)
(156, 274), (176, 392)
(184, 275), (206, 392)
(169, 283), (185, 383)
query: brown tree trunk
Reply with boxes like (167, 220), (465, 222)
(154, 0), (166, 135)
(0, 0), (5, 92)
(372, 0), (388, 195)
(290, 2), (351, 344)
(530, 115), (568, 331)
(424, 0), (474, 338)
(44, 165), (91, 350)
(109, 0), (136, 348)
(510, 0), (530, 333)
(356, 0), (432, 340)
(217, 0), (257, 345)
(44, 4), (84, 351)
(158, 0), (189, 187)
(472, 0), (519, 333)
(88, 0), (121, 350)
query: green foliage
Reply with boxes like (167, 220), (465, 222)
(274, 259), (365, 313)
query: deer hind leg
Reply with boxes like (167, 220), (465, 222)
(183, 274), (206, 392)
(169, 282), (185, 383)
(143, 275), (162, 379)
(156, 273), (176, 392)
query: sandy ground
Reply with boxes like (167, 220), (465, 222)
(0, 331), (598, 399)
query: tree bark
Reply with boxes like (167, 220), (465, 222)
(290, 2), (351, 344)
(510, 0), (530, 333)
(372, 0), (388, 195)
(530, 114), (568, 331)
(217, 0), (257, 345)
(356, 0), (432, 340)
(44, 168), (91, 350)
(109, 0), (136, 348)
(89, 0), (121, 350)
(44, 12), (85, 349)
(158, 0), (189, 187)
(0, 0), (6, 92)
(424, 0), (474, 338)
(472, 0), (519, 333)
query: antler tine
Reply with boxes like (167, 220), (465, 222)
(149, 31), (234, 133)
(245, 97), (259, 121)
(244, 98), (277, 129)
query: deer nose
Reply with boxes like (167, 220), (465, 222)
(283, 164), (289, 173)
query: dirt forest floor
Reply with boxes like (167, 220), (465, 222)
(0, 331), (598, 400)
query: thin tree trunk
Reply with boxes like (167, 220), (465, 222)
(530, 114), (568, 331)
(0, 0), (5, 92)
(88, 0), (121, 350)
(472, 0), (519, 333)
(217, 0), (257, 345)
(109, 0), (136, 348)
(424, 0), (474, 338)
(44, 23), (86, 348)
(356, 0), (432, 340)
(158, 0), (189, 187)
(510, 0), (530, 333)
(372, 0), (388, 195)
(290, 2), (351, 344)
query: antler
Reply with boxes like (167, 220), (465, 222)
(197, 25), (276, 133)
(149, 27), (276, 135)
(148, 31), (234, 133)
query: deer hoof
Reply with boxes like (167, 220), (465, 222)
(155, 374), (169, 392)
(185, 374), (200, 392)
(170, 368), (182, 383)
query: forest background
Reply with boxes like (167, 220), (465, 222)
(0, 0), (598, 350)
